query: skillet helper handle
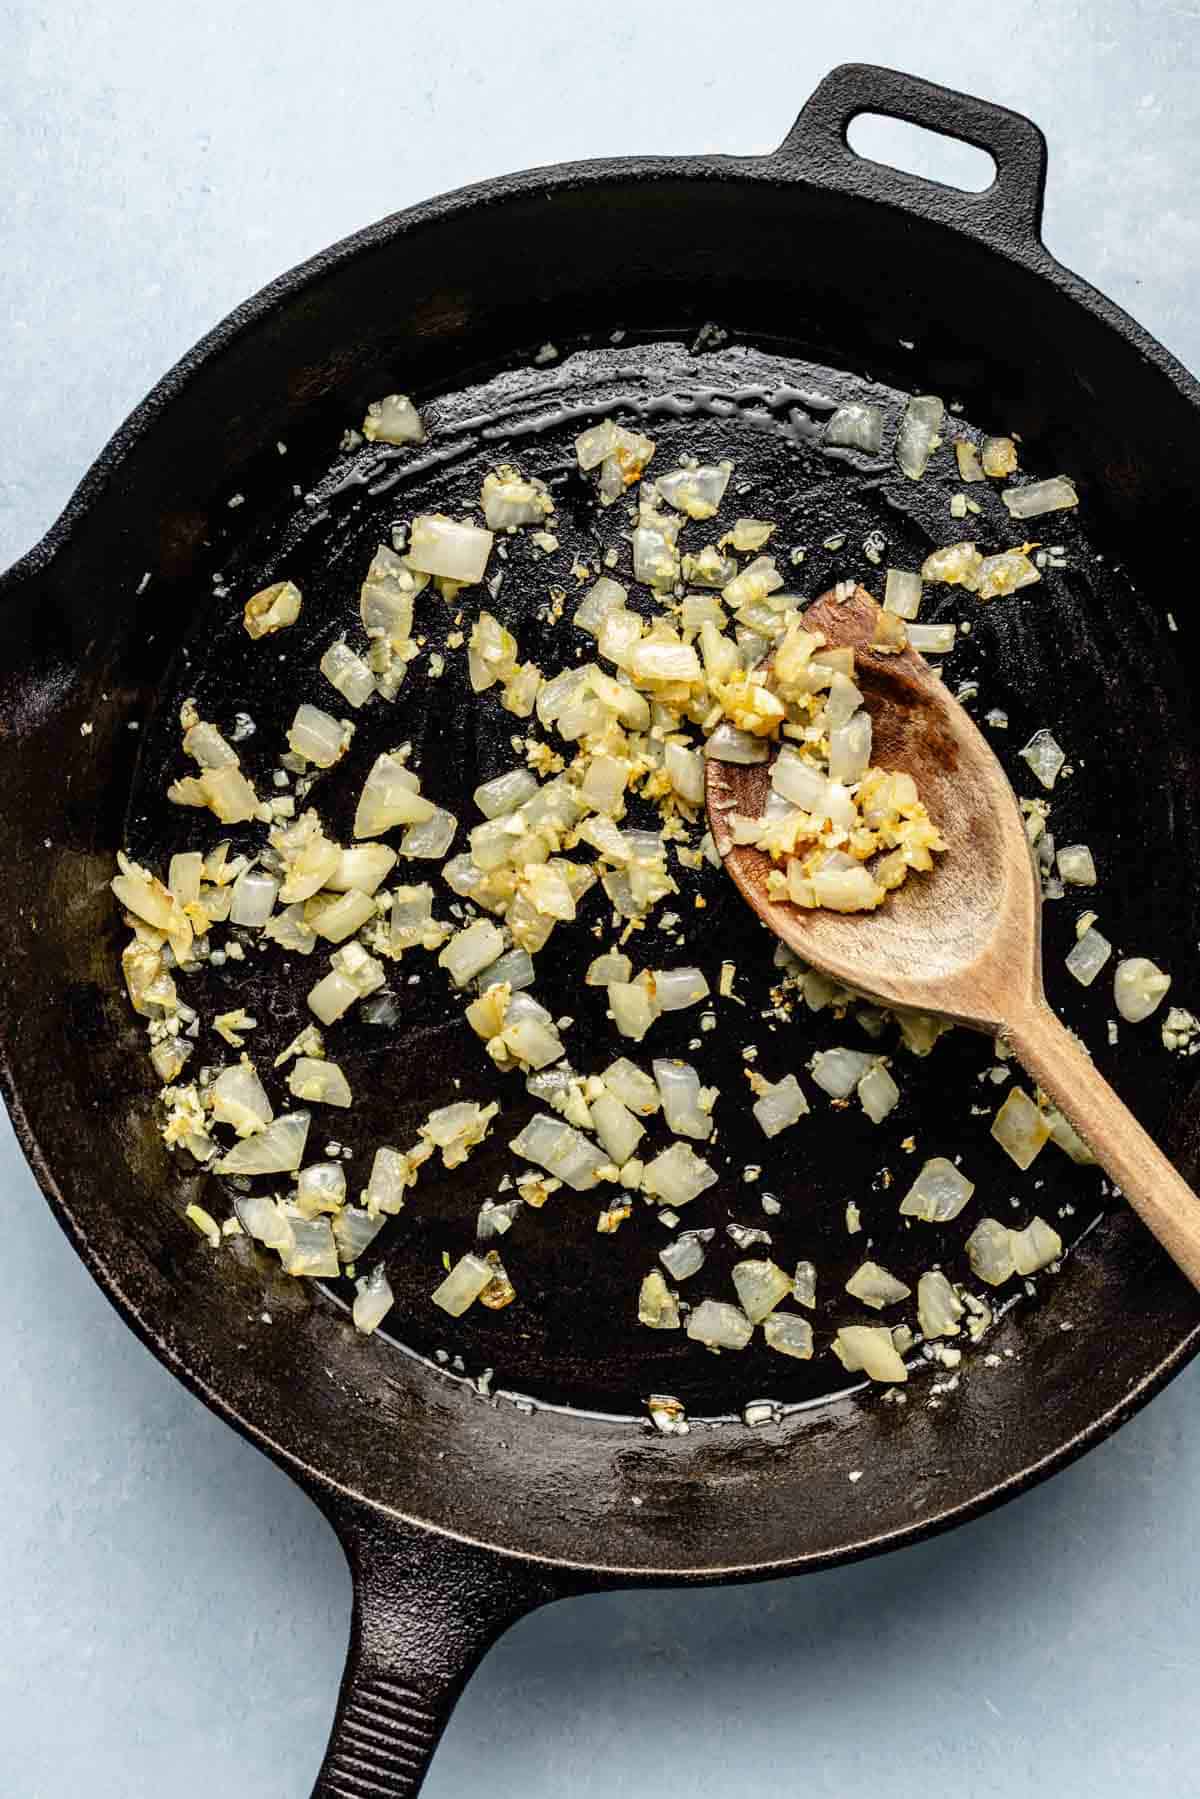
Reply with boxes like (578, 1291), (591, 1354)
(311, 1503), (567, 1798)
(775, 63), (1048, 255)
(1007, 998), (1200, 1292)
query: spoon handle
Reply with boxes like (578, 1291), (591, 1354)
(1006, 998), (1200, 1292)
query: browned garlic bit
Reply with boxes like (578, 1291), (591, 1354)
(113, 387), (1123, 1406)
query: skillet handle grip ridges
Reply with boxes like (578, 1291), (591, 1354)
(775, 63), (1048, 255)
(311, 1502), (570, 1798)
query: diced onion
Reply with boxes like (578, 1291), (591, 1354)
(362, 393), (425, 445)
(917, 1271), (964, 1338)
(655, 463), (732, 519)
(590, 1090), (645, 1165)
(244, 580), (302, 640)
(1010, 1216), (1063, 1275)
(320, 640), (376, 709)
(1065, 926), (1111, 986)
(310, 888), (375, 943)
(731, 1258), (792, 1323)
(587, 952), (633, 987)
(295, 1161), (347, 1216)
(608, 981), (659, 1042)
(899, 1156), (974, 1223)
(603, 1058), (661, 1115)
(354, 752), (435, 838)
(705, 723), (770, 764)
(352, 1265), (395, 1333)
(432, 1252), (494, 1317)
(1002, 477), (1078, 520)
(664, 741), (705, 805)
(288, 1056), (353, 1107)
(810, 1047), (874, 1099)
(845, 1261), (911, 1309)
(407, 514), (494, 584)
(216, 1110), (310, 1174)
(686, 1299), (753, 1351)
(288, 703), (350, 769)
(763, 1312), (814, 1358)
(401, 806), (457, 859)
(509, 1112), (609, 1190)
(883, 568), (922, 619)
(1114, 956), (1171, 1022)
(954, 441), (986, 483)
(922, 541), (983, 591)
(474, 769), (539, 818)
(439, 919), (505, 987)
(895, 395), (944, 481)
(965, 1218), (1016, 1285)
(1056, 843), (1096, 887)
(832, 1325), (907, 1383)
(326, 845), (397, 895)
(650, 967), (710, 1012)
(365, 1146), (416, 1215)
(752, 1074), (809, 1138)
(638, 1269), (681, 1329)
(857, 1062), (899, 1123)
(825, 402), (883, 454)
(211, 1062), (273, 1136)
(990, 1086), (1050, 1169)
(642, 1141), (718, 1206)
(652, 1059), (713, 1140)
(906, 623), (956, 654)
(658, 1231), (709, 1281)
(480, 464), (553, 529)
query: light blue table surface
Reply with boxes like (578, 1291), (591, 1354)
(3, 3), (1200, 1793)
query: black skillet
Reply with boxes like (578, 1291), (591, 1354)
(3, 63), (1200, 1796)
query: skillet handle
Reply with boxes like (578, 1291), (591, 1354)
(774, 63), (1048, 255)
(310, 1497), (574, 1797)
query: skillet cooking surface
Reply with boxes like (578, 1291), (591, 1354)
(122, 334), (1200, 1419)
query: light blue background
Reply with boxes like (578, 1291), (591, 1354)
(3, 2), (1199, 1793)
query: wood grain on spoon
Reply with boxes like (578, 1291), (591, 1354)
(707, 583), (1200, 1293)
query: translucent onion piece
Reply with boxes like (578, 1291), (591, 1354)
(638, 1269), (681, 1330)
(474, 768), (539, 818)
(352, 1265), (395, 1334)
(401, 806), (457, 859)
(642, 1142), (718, 1207)
(359, 544), (425, 647)
(288, 1056), (353, 1108)
(652, 1059), (713, 1141)
(845, 1261), (911, 1309)
(954, 440), (986, 483)
(354, 751), (435, 837)
(431, 1252), (494, 1317)
(1114, 956), (1171, 1022)
(990, 1086), (1050, 1169)
(917, 1271), (964, 1339)
(906, 623), (957, 654)
(603, 1058), (661, 1115)
(921, 541), (983, 591)
(288, 703), (351, 768)
(810, 1047), (874, 1099)
(629, 638), (701, 684)
(321, 640), (376, 709)
(1065, 926), (1111, 987)
(279, 1211), (339, 1278)
(480, 464), (553, 529)
(168, 850), (204, 908)
(651, 967), (710, 1012)
(479, 947), (536, 993)
(439, 919), (505, 988)
(362, 393), (425, 445)
(419, 1100), (498, 1168)
(590, 1091), (645, 1166)
(608, 982), (658, 1042)
(1042, 1105), (1097, 1165)
(407, 514), (494, 584)
(704, 723), (770, 765)
(244, 580), (302, 639)
(1010, 1216), (1063, 1276)
(763, 1311), (814, 1359)
(752, 1074), (809, 1138)
(899, 1156), (975, 1223)
(828, 713), (872, 784)
(977, 550), (1040, 602)
(574, 576), (628, 636)
(857, 1062), (899, 1123)
(509, 1113), (609, 1191)
(264, 903), (317, 955)
(825, 402), (883, 453)
(832, 1324), (908, 1383)
(655, 463), (732, 520)
(664, 741), (705, 805)
(295, 1160), (347, 1216)
(365, 1145), (415, 1215)
(326, 845), (397, 895)
(883, 568), (922, 619)
(686, 1299), (753, 1352)
(731, 1258), (792, 1323)
(236, 1193), (295, 1253)
(793, 1261), (817, 1308)
(586, 952), (633, 987)
(216, 1110), (310, 1174)
(211, 1063), (273, 1136)
(1002, 477), (1078, 520)
(310, 888), (375, 943)
(658, 1231), (709, 1282)
(895, 395), (945, 480)
(1056, 843), (1096, 887)
(965, 1217), (1016, 1286)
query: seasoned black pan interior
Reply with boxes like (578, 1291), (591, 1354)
(121, 331), (1200, 1418)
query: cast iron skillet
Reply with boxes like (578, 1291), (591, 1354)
(3, 63), (1200, 1796)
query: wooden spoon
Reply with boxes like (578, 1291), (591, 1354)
(706, 583), (1200, 1291)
